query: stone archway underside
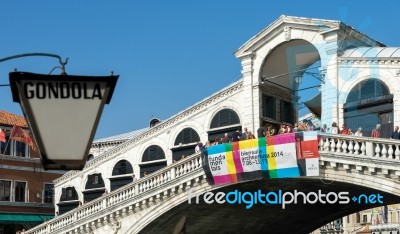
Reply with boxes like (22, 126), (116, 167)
(140, 178), (399, 234)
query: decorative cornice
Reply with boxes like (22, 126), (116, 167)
(235, 15), (341, 57)
(54, 80), (244, 184)
(91, 140), (125, 148)
(338, 57), (400, 65)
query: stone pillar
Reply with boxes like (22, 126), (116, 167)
(321, 39), (340, 126)
(393, 92), (400, 128)
(238, 52), (259, 134)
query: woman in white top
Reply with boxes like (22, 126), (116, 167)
(331, 122), (339, 134)
(354, 127), (363, 137)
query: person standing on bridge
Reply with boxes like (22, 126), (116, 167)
(247, 131), (255, 139)
(257, 123), (266, 138)
(222, 133), (230, 143)
(331, 122), (339, 134)
(241, 127), (248, 140)
(340, 124), (351, 135)
(354, 127), (363, 137)
(231, 128), (241, 142)
(390, 126), (400, 139)
(371, 124), (382, 138)
(320, 124), (328, 133)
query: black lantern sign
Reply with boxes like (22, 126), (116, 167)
(9, 72), (118, 170)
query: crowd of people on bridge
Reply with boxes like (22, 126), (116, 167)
(187, 120), (400, 163)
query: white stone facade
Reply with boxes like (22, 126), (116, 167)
(53, 80), (245, 211)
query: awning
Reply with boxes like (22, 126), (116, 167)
(304, 93), (321, 118)
(0, 214), (54, 224)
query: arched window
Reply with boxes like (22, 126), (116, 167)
(347, 78), (390, 103)
(174, 128), (200, 145)
(208, 109), (241, 143)
(140, 145), (167, 177)
(149, 118), (161, 127)
(58, 186), (79, 215)
(83, 173), (106, 201)
(142, 145), (165, 162)
(85, 173), (105, 189)
(210, 109), (240, 129)
(112, 160), (133, 176)
(345, 79), (393, 138)
(60, 187), (78, 201)
(110, 160), (134, 191)
(87, 154), (94, 161)
(172, 128), (200, 161)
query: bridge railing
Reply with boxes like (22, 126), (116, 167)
(370, 223), (400, 231)
(26, 133), (400, 233)
(318, 132), (400, 160)
(26, 153), (203, 234)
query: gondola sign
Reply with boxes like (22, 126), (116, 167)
(9, 72), (118, 170)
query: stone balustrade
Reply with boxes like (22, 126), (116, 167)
(319, 133), (400, 160)
(26, 133), (400, 234)
(370, 223), (400, 231)
(26, 154), (203, 234)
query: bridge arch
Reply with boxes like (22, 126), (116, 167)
(258, 39), (322, 129)
(132, 166), (400, 234)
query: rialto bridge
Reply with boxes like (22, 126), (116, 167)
(26, 15), (400, 233)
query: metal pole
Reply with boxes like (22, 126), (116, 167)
(0, 53), (68, 86)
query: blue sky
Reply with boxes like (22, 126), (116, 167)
(1, 1), (400, 139)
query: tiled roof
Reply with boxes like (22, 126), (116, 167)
(0, 110), (28, 128)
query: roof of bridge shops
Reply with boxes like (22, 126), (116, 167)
(340, 47), (400, 58)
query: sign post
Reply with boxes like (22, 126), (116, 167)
(9, 72), (118, 170)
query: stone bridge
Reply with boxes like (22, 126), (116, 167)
(26, 133), (400, 234)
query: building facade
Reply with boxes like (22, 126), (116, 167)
(0, 110), (64, 234)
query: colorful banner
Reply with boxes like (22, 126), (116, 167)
(202, 132), (319, 185)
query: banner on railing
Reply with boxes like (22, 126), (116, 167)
(202, 131), (319, 185)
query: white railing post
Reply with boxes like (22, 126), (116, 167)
(354, 141), (360, 154)
(360, 142), (366, 155)
(135, 183), (139, 195)
(348, 140), (354, 154)
(171, 166), (176, 179)
(395, 145), (400, 160)
(330, 139), (336, 152)
(381, 144), (388, 158)
(336, 140), (342, 153)
(103, 196), (107, 209)
(388, 144), (393, 159)
(366, 141), (374, 157)
(341, 140), (348, 153)
(323, 138), (330, 151)
(375, 143), (381, 157)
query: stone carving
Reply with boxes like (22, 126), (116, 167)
(284, 26), (291, 41)
(112, 221), (121, 234)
